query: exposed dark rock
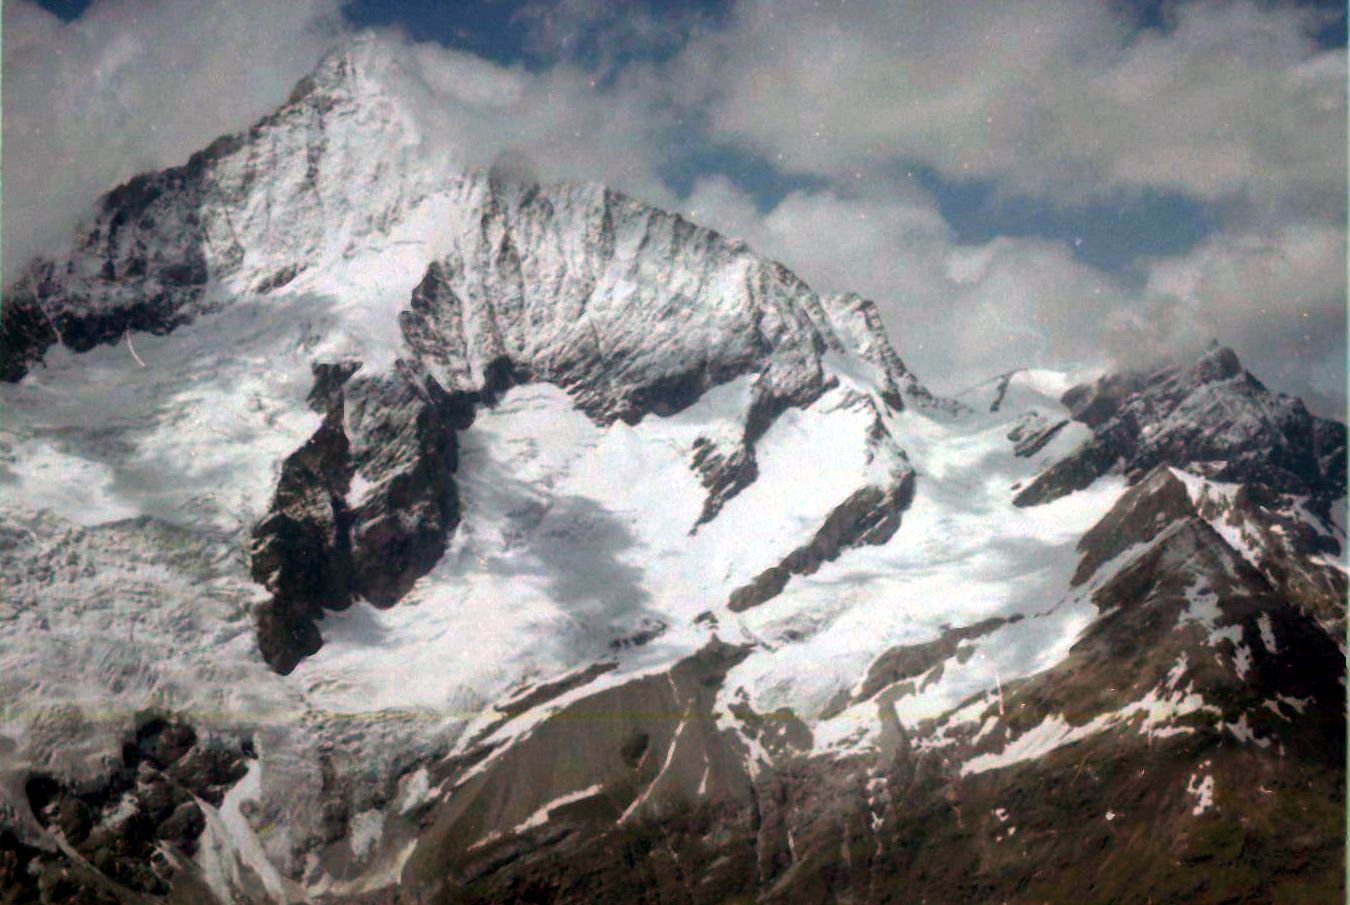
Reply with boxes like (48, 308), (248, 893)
(1018, 346), (1346, 509)
(252, 223), (845, 672)
(690, 387), (802, 530)
(253, 263), (302, 294)
(397, 231), (833, 433)
(1061, 370), (1149, 427)
(403, 639), (757, 897)
(726, 695), (814, 760)
(398, 407), (1346, 904)
(2, 160), (216, 383)
(398, 260), (479, 393)
(689, 435), (758, 526)
(396, 248), (842, 540)
(1072, 467), (1197, 586)
(419, 473), (1345, 905)
(346, 365), (475, 606)
(619, 731), (650, 769)
(0, 830), (45, 905)
(988, 369), (1020, 412)
(854, 616), (1018, 704)
(608, 619), (667, 651)
(251, 361), (360, 674)
(495, 663), (620, 722)
(14, 717), (250, 903)
(1190, 478), (1348, 634)
(6, 38), (1344, 904)
(1061, 455), (1346, 633)
(728, 472), (916, 612)
(129, 717), (198, 770)
(1013, 436), (1119, 507)
(817, 292), (965, 414)
(405, 545), (1344, 905)
(1311, 416), (1346, 506)
(252, 359), (478, 673)
(1007, 412), (1069, 458)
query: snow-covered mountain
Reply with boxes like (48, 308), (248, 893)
(1, 36), (1344, 905)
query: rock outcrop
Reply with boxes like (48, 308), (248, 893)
(1016, 345), (1345, 508)
(251, 361), (476, 673)
(728, 474), (915, 612)
(3, 718), (250, 903)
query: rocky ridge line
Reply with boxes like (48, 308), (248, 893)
(1014, 345), (1346, 509)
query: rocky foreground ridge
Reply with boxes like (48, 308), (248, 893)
(0, 35), (1344, 905)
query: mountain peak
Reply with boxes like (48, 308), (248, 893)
(1017, 341), (1343, 507)
(286, 31), (401, 106)
(1188, 342), (1243, 384)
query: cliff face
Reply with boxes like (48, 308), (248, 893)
(0, 35), (1343, 905)
(1015, 344), (1345, 509)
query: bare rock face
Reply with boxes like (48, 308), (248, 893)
(245, 192), (855, 672)
(4, 718), (250, 903)
(251, 362), (361, 673)
(690, 389), (799, 529)
(0, 167), (214, 383)
(1016, 348), (1347, 635)
(819, 292), (964, 414)
(1007, 411), (1069, 458)
(1187, 477), (1348, 634)
(395, 218), (835, 430)
(397, 639), (759, 895)
(2, 35), (934, 676)
(2, 37), (907, 676)
(1071, 467), (1197, 586)
(251, 360), (476, 673)
(1016, 345), (1345, 508)
(725, 392), (917, 612)
(344, 365), (476, 606)
(728, 474), (915, 612)
(852, 615), (1018, 705)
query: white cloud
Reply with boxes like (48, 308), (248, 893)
(1, 6), (690, 284)
(366, 30), (691, 210)
(681, 176), (1128, 389)
(674, 0), (1345, 216)
(2, 0), (347, 282)
(416, 54), (680, 197)
(1137, 222), (1346, 414)
(661, 0), (1346, 408)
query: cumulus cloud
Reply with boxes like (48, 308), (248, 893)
(671, 0), (1345, 217)
(681, 175), (1342, 413)
(685, 172), (1339, 413)
(2, 0), (346, 282)
(1, 1), (685, 284)
(1135, 223), (1346, 413)
(660, 0), (1345, 410)
(381, 36), (680, 199)
(681, 176), (1129, 389)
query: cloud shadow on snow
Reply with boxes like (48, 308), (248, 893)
(453, 411), (661, 642)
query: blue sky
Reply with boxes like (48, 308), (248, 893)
(13, 0), (1348, 410)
